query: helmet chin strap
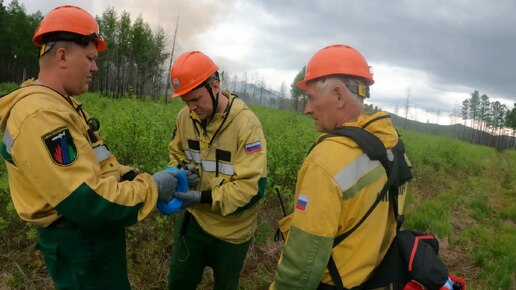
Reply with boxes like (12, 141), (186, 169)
(205, 82), (219, 121)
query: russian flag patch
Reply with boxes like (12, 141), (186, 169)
(295, 194), (309, 212)
(244, 141), (262, 154)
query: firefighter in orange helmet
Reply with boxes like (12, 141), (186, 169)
(166, 51), (267, 290)
(270, 44), (407, 289)
(0, 5), (178, 289)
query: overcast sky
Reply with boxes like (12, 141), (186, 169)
(8, 0), (516, 124)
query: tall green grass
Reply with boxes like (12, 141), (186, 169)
(0, 92), (514, 289)
(399, 130), (515, 289)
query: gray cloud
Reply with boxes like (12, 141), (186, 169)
(8, 0), (516, 114)
(245, 0), (516, 104)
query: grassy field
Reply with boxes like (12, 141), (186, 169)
(0, 87), (514, 289)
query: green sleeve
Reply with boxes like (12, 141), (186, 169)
(55, 182), (143, 229)
(273, 226), (333, 289)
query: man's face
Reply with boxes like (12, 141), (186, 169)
(180, 86), (214, 120)
(63, 42), (98, 96)
(303, 82), (340, 133)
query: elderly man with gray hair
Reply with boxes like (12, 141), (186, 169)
(271, 44), (406, 290)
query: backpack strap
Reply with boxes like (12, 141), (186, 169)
(323, 126), (390, 174)
(318, 126), (400, 290)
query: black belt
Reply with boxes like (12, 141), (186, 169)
(47, 217), (76, 229)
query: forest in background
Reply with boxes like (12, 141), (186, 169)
(0, 88), (514, 289)
(1, 1), (515, 128)
(1, 1), (515, 288)
(1, 0), (515, 153)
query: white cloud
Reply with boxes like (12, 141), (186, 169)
(196, 21), (258, 67)
(6, 0), (515, 124)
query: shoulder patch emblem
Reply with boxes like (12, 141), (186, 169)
(244, 141), (262, 154)
(43, 127), (77, 166)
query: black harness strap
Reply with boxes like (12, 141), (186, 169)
(316, 126), (398, 290)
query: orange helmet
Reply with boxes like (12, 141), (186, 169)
(170, 51), (219, 97)
(296, 44), (374, 91)
(33, 5), (107, 52)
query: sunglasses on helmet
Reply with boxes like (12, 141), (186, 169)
(39, 32), (103, 57)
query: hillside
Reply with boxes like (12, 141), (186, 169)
(0, 93), (514, 289)
(389, 113), (516, 150)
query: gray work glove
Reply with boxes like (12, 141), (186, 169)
(152, 170), (179, 202)
(181, 163), (200, 187)
(174, 191), (202, 208)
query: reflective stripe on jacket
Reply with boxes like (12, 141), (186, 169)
(168, 93), (267, 244)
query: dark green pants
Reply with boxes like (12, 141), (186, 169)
(168, 211), (252, 290)
(37, 223), (130, 290)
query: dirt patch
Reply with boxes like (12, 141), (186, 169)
(443, 201), (482, 288)
(439, 241), (479, 284)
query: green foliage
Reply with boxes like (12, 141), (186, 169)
(401, 129), (493, 175)
(457, 223), (516, 290)
(0, 0), (42, 83)
(0, 82), (19, 94)
(0, 3), (169, 99)
(403, 191), (453, 238)
(459, 91), (513, 151)
(5, 272), (24, 288)
(363, 103), (382, 115)
(506, 103), (516, 130)
(381, 125), (515, 289)
(469, 195), (489, 221)
(79, 93), (181, 172)
(252, 105), (317, 206)
(254, 219), (274, 246)
(92, 9), (169, 99)
(1, 90), (515, 289)
(499, 203), (516, 222)
(290, 66), (306, 112)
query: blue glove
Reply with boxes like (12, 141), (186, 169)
(156, 168), (188, 215)
(152, 170), (179, 202)
(157, 198), (184, 214)
(174, 191), (201, 208)
(181, 163), (200, 187)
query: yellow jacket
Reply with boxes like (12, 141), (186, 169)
(0, 80), (157, 228)
(168, 93), (267, 244)
(271, 112), (407, 289)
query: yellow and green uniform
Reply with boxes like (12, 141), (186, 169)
(167, 92), (267, 289)
(0, 80), (158, 289)
(271, 112), (407, 290)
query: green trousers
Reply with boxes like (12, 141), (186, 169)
(168, 211), (252, 290)
(37, 222), (130, 290)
